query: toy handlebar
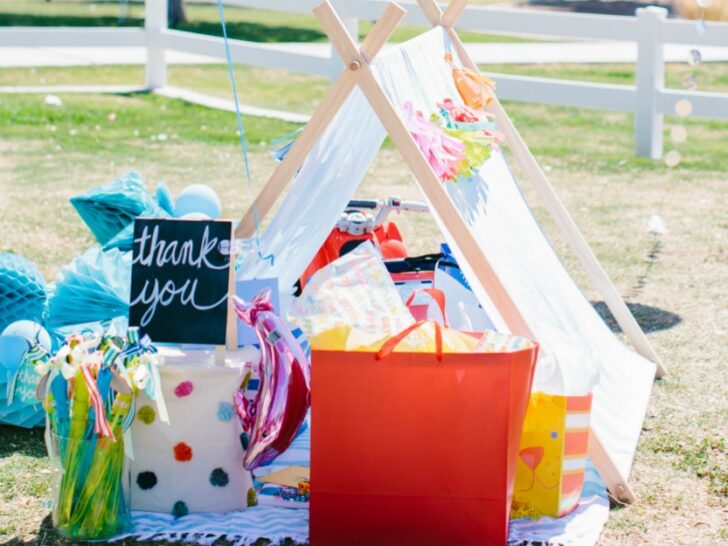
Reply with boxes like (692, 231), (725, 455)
(388, 198), (428, 213)
(345, 197), (428, 213)
(340, 196), (428, 232)
(347, 199), (379, 210)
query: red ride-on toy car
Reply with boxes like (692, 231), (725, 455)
(298, 197), (428, 290)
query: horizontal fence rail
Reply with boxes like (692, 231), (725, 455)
(0, 0), (726, 157)
(159, 29), (334, 76)
(0, 27), (147, 47)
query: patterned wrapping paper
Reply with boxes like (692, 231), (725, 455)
(129, 348), (257, 515)
(244, 328), (311, 510)
(511, 392), (593, 519)
(288, 243), (415, 346)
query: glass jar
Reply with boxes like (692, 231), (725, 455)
(48, 432), (130, 540)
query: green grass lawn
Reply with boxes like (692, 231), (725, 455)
(0, 58), (727, 544)
(3, 61), (727, 116)
(0, 0), (526, 44)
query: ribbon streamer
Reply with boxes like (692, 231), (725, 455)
(6, 341), (46, 405)
(216, 0), (275, 267)
(81, 364), (114, 440)
(120, 328), (169, 425)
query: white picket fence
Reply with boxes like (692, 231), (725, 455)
(1, 0), (727, 157)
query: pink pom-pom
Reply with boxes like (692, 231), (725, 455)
(174, 381), (194, 398)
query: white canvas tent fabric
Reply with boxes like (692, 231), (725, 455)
(238, 26), (655, 481)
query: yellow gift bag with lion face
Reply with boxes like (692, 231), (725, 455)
(510, 392), (593, 519)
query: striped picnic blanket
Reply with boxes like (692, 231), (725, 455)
(115, 422), (608, 546)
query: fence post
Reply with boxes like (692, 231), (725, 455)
(145, 0), (168, 90)
(635, 6), (667, 159)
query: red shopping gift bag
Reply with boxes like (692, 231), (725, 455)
(310, 319), (538, 546)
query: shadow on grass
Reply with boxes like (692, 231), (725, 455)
(0, 515), (54, 546)
(0, 14), (325, 43)
(592, 301), (682, 334)
(0, 425), (46, 458)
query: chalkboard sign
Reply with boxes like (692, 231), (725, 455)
(129, 218), (233, 345)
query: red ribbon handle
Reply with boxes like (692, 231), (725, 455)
(405, 287), (449, 327)
(375, 320), (443, 362)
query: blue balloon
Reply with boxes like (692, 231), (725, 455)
(174, 184), (221, 219)
(180, 212), (211, 221)
(0, 334), (46, 429)
(2, 320), (51, 351)
(0, 335), (31, 375)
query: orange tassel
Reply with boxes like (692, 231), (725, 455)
(446, 52), (496, 110)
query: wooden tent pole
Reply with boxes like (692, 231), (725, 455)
(314, 0), (533, 339)
(589, 429), (636, 503)
(235, 4), (406, 239)
(236, 70), (354, 238)
(441, 0), (467, 28)
(443, 19), (666, 378)
(416, 0), (442, 25)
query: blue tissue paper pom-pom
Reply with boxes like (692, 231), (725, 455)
(156, 181), (176, 216)
(47, 247), (131, 329)
(70, 171), (168, 245)
(0, 253), (48, 334)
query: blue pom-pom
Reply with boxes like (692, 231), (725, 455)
(71, 172), (167, 244)
(47, 247), (131, 329)
(155, 182), (176, 216)
(217, 401), (234, 422)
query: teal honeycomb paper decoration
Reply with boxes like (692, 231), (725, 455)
(70, 171), (169, 245)
(0, 253), (48, 334)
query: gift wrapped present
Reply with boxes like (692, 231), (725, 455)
(129, 347), (257, 515)
(310, 290), (539, 546)
(511, 391), (593, 519)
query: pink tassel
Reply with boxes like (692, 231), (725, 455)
(404, 102), (465, 181)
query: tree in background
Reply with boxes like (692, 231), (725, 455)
(168, 0), (187, 26)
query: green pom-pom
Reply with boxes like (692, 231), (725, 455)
(137, 405), (156, 425)
(172, 500), (189, 518)
(247, 487), (258, 507)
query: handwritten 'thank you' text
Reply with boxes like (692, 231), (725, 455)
(130, 223), (229, 328)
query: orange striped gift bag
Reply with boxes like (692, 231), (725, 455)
(510, 391), (593, 519)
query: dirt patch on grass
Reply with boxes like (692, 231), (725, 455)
(0, 139), (18, 171)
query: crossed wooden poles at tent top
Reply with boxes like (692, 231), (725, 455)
(235, 0), (667, 503)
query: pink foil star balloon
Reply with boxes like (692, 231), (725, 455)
(233, 289), (310, 470)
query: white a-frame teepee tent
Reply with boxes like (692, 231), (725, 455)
(235, 0), (664, 503)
